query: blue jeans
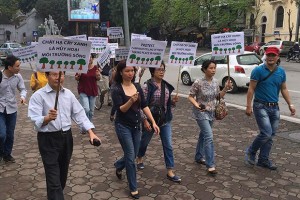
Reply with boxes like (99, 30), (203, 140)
(248, 102), (280, 163)
(195, 119), (215, 168)
(138, 122), (174, 169)
(79, 93), (96, 122)
(114, 123), (141, 192)
(0, 110), (17, 157)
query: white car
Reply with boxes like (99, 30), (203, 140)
(180, 51), (263, 93)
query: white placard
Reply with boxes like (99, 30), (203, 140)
(108, 43), (119, 58)
(126, 40), (167, 68)
(168, 41), (198, 66)
(107, 27), (124, 39)
(36, 38), (92, 73)
(12, 45), (38, 64)
(115, 48), (130, 61)
(131, 33), (151, 42)
(97, 45), (111, 69)
(88, 37), (108, 53)
(211, 32), (244, 56)
(65, 34), (87, 41)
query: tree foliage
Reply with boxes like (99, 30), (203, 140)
(0, 0), (20, 23)
(18, 0), (38, 14)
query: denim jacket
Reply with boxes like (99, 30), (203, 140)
(145, 79), (174, 123)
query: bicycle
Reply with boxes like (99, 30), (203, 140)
(95, 79), (109, 110)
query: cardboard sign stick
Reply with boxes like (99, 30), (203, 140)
(29, 63), (38, 79)
(176, 65), (182, 95)
(227, 55), (230, 80)
(54, 71), (62, 110)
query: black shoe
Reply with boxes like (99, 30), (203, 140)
(207, 168), (218, 176)
(166, 174), (181, 183)
(130, 191), (140, 199)
(195, 159), (206, 165)
(3, 155), (15, 163)
(257, 161), (277, 170)
(116, 169), (122, 180)
(136, 163), (145, 170)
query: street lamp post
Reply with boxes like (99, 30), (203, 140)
(123, 0), (130, 47)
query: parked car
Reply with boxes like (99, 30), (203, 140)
(244, 42), (265, 54)
(180, 51), (263, 93)
(0, 42), (22, 61)
(259, 40), (294, 56)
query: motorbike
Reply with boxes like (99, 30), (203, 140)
(286, 48), (300, 62)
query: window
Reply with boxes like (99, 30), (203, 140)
(195, 54), (212, 65)
(237, 54), (262, 65)
(276, 6), (284, 28)
(213, 56), (227, 64)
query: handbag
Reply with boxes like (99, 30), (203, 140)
(148, 81), (166, 126)
(215, 93), (228, 120)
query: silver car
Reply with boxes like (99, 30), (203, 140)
(180, 51), (263, 93)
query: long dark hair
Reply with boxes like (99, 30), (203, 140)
(201, 60), (216, 72)
(114, 60), (136, 83)
(4, 55), (20, 69)
(149, 60), (166, 77)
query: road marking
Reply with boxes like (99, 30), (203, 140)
(289, 90), (300, 94)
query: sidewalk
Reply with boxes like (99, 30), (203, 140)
(1, 69), (300, 200)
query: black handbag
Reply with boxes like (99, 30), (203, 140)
(148, 81), (166, 126)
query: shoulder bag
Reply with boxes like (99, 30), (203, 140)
(215, 93), (228, 120)
(148, 81), (166, 126)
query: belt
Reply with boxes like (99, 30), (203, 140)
(254, 99), (278, 106)
(38, 129), (71, 135)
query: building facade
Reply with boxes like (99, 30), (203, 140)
(246, 0), (299, 43)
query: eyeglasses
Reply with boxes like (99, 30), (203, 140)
(156, 68), (166, 72)
(266, 54), (277, 57)
(49, 73), (65, 78)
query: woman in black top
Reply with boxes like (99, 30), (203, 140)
(111, 60), (159, 199)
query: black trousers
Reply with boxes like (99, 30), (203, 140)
(38, 130), (73, 200)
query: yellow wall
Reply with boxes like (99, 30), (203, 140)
(246, 0), (299, 42)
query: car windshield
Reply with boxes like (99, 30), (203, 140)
(10, 43), (22, 48)
(236, 54), (262, 65)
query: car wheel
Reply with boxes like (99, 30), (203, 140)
(223, 77), (238, 93)
(181, 72), (192, 85)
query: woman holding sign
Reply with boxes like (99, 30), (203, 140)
(75, 53), (101, 133)
(111, 60), (159, 199)
(188, 60), (231, 175)
(136, 61), (181, 183)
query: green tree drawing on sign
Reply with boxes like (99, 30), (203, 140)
(155, 56), (161, 65)
(49, 60), (55, 69)
(228, 48), (231, 53)
(178, 58), (182, 64)
(170, 55), (175, 63)
(141, 58), (145, 64)
(232, 47), (235, 53)
(57, 61), (62, 69)
(219, 48), (223, 54)
(224, 48), (228, 53)
(236, 45), (242, 53)
(175, 57), (178, 63)
(136, 57), (140, 64)
(77, 59), (86, 70)
(146, 58), (150, 64)
(70, 61), (76, 69)
(31, 56), (35, 61)
(189, 56), (194, 64)
(64, 61), (69, 69)
(39, 57), (49, 69)
(129, 54), (136, 63)
(150, 58), (154, 64)
(213, 47), (219, 54)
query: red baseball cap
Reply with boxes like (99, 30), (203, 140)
(265, 47), (279, 56)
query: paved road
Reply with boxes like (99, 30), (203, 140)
(0, 69), (300, 199)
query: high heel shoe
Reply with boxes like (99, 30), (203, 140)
(130, 191), (140, 199)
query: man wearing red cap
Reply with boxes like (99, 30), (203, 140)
(245, 46), (296, 170)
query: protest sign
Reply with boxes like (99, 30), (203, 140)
(97, 45), (111, 69)
(12, 45), (38, 64)
(88, 37), (108, 53)
(131, 33), (151, 42)
(108, 43), (119, 58)
(65, 34), (87, 41)
(115, 48), (129, 61)
(36, 37), (92, 73)
(126, 40), (167, 68)
(211, 32), (244, 56)
(107, 27), (124, 39)
(168, 41), (198, 66)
